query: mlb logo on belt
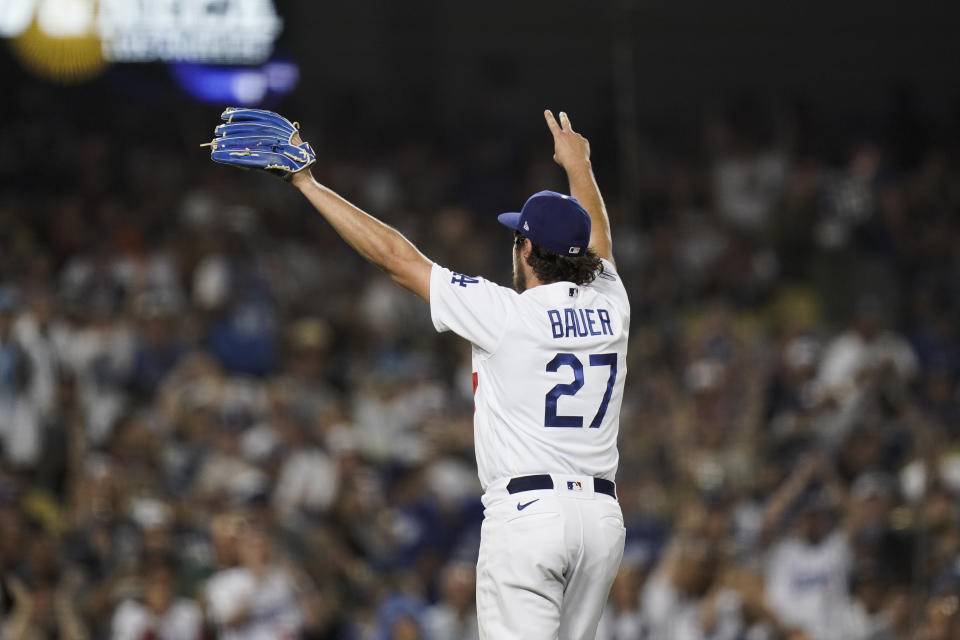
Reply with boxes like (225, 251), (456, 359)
(567, 481), (583, 492)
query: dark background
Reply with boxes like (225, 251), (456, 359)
(7, 1), (960, 148)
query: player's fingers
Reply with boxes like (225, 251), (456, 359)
(559, 111), (574, 132)
(544, 109), (561, 136)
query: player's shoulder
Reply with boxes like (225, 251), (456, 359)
(586, 259), (629, 310)
(593, 258), (623, 285)
(431, 263), (520, 298)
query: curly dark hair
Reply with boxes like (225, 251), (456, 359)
(514, 232), (603, 286)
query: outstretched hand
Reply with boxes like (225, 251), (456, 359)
(544, 109), (613, 263)
(544, 110), (591, 172)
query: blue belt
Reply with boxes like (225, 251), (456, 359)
(506, 474), (616, 499)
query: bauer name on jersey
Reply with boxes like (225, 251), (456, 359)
(430, 258), (629, 489)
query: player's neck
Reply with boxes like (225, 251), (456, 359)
(521, 266), (546, 291)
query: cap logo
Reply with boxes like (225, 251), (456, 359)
(523, 221), (529, 231)
(568, 246), (581, 254)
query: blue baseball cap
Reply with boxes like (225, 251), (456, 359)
(498, 191), (591, 256)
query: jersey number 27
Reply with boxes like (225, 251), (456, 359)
(544, 353), (617, 428)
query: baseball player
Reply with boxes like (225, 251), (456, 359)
(207, 108), (628, 639)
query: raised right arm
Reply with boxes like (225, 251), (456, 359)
(290, 170), (432, 302)
(544, 110), (614, 265)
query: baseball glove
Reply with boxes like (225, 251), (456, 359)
(205, 108), (316, 179)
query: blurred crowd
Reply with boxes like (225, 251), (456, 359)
(1, 83), (959, 640)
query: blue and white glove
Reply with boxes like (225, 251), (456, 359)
(206, 108), (316, 179)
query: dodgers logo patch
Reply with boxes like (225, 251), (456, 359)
(450, 273), (479, 287)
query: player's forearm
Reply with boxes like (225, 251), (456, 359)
(292, 172), (432, 299)
(565, 160), (613, 263)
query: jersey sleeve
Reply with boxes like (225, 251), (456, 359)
(588, 258), (630, 316)
(430, 263), (518, 354)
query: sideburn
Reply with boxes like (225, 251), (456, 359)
(513, 243), (527, 292)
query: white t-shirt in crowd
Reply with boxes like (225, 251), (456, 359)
(205, 567), (301, 640)
(111, 598), (202, 640)
(765, 530), (852, 640)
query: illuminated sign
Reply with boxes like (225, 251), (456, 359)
(97, 0), (283, 64)
(2, 0), (283, 80)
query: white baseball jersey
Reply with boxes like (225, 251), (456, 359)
(430, 258), (629, 489)
(765, 531), (852, 640)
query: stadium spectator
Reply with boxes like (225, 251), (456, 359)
(421, 562), (479, 640)
(763, 456), (853, 640)
(110, 557), (203, 640)
(205, 522), (303, 639)
(0, 288), (44, 468)
(595, 563), (648, 640)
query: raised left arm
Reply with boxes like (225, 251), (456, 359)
(545, 110), (614, 266)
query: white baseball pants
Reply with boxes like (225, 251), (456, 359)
(476, 474), (626, 640)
